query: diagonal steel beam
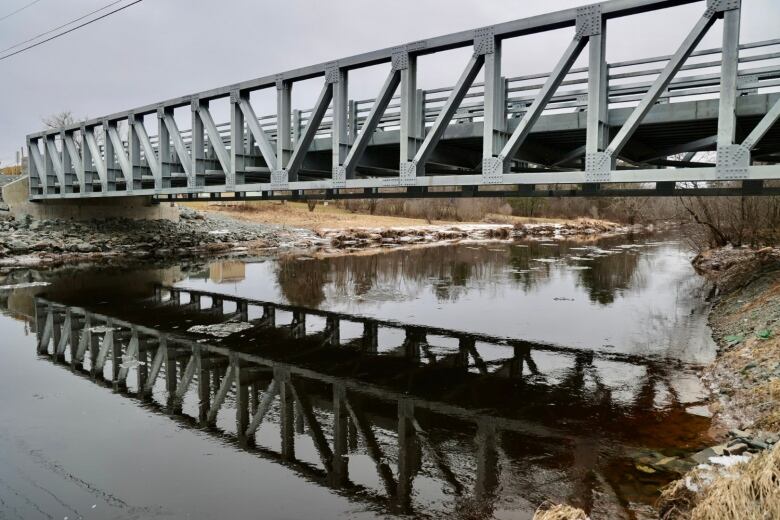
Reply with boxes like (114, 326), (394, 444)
(44, 136), (65, 187)
(175, 353), (197, 399)
(131, 120), (161, 180)
(407, 54), (484, 179)
(605, 9), (718, 159)
(144, 338), (166, 393)
(63, 134), (84, 189)
(344, 395), (397, 497)
(83, 129), (108, 189)
(38, 308), (53, 353)
(742, 97), (780, 150)
(245, 379), (279, 437)
(498, 35), (588, 168)
(95, 328), (114, 372)
(28, 140), (45, 192)
(107, 125), (132, 183)
(238, 98), (278, 170)
(343, 68), (401, 177)
(117, 331), (139, 382)
(289, 379), (334, 468)
(55, 311), (72, 356)
(198, 103), (232, 174)
(162, 113), (193, 178)
(286, 82), (334, 179)
(75, 314), (91, 362)
(206, 363), (236, 424)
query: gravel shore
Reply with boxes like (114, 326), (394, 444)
(0, 207), (321, 269)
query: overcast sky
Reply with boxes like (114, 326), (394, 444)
(1, 0), (779, 165)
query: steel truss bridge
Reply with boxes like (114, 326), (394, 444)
(34, 287), (703, 515)
(26, 0), (780, 202)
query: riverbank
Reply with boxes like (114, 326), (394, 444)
(656, 245), (780, 519)
(0, 208), (319, 269)
(0, 203), (644, 268)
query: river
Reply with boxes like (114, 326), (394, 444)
(0, 233), (716, 519)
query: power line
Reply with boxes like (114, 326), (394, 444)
(0, 0), (127, 55)
(0, 0), (44, 24)
(0, 0), (142, 62)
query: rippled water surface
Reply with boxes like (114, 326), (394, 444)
(0, 234), (716, 519)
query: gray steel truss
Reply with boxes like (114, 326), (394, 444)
(26, 0), (780, 202)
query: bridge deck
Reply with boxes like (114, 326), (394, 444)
(26, 0), (780, 200)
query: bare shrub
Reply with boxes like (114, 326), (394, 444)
(677, 190), (780, 250)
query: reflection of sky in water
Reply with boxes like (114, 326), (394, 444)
(183, 237), (715, 364)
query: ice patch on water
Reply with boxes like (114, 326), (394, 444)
(0, 281), (50, 291)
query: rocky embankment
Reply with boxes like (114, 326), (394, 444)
(0, 208), (318, 268)
(318, 218), (641, 249)
(0, 209), (648, 269)
(656, 245), (780, 520)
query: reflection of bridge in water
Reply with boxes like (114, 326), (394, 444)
(33, 286), (708, 516)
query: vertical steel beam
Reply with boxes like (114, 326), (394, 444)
(230, 90), (246, 189)
(474, 420), (499, 501)
(60, 132), (76, 193)
(714, 0), (745, 180)
(127, 113), (142, 191)
(277, 368), (295, 461)
(191, 98), (206, 191)
(482, 31), (506, 184)
(103, 121), (120, 192)
(276, 78), (293, 168)
(157, 108), (171, 190)
(27, 138), (43, 196)
(717, 3), (741, 146)
(331, 64), (349, 186)
(399, 52), (419, 165)
(586, 17), (609, 155)
(396, 399), (417, 513)
(330, 383), (349, 486)
(233, 358), (249, 443)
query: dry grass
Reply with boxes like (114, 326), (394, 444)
(658, 443), (780, 520)
(182, 201), (454, 231)
(532, 502), (590, 520)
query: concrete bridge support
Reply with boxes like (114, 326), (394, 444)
(2, 176), (178, 221)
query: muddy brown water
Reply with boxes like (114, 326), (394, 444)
(0, 234), (715, 519)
